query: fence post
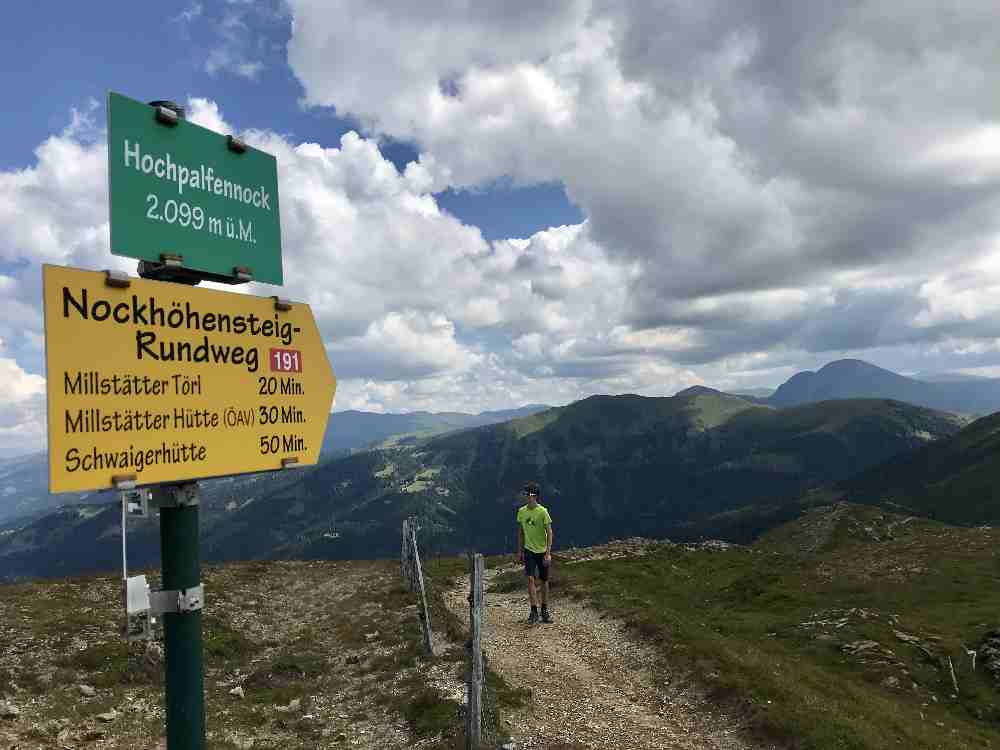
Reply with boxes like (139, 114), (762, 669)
(409, 521), (435, 656)
(401, 517), (418, 591)
(401, 517), (409, 584)
(466, 553), (484, 750)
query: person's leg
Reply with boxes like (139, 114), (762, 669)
(525, 553), (540, 622)
(540, 564), (552, 622)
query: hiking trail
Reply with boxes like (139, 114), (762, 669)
(444, 554), (765, 750)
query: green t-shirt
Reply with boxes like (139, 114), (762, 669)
(516, 504), (552, 554)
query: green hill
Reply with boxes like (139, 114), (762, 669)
(838, 410), (1000, 525)
(558, 503), (1000, 749)
(198, 392), (963, 567)
(1, 392), (967, 580)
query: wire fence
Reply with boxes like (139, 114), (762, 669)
(479, 657), (507, 748)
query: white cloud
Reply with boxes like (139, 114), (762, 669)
(186, 98), (231, 134)
(327, 310), (480, 380)
(0, 343), (46, 457)
(286, 5), (1000, 292)
(203, 10), (266, 80)
(172, 2), (202, 25)
(1, 99), (678, 450)
(8, 32), (1000, 458)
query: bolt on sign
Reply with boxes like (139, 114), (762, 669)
(107, 91), (283, 285)
(43, 265), (336, 493)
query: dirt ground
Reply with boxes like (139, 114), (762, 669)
(444, 555), (764, 750)
(0, 560), (439, 749)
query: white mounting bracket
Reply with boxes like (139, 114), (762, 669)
(113, 474), (138, 491)
(122, 488), (150, 518)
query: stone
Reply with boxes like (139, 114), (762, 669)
(0, 702), (19, 719)
(842, 640), (881, 656)
(144, 641), (165, 665)
(274, 696), (302, 714)
(229, 686), (245, 699)
(96, 710), (118, 722)
(78, 684), (97, 697)
(979, 629), (1000, 686)
(84, 729), (107, 741)
(363, 631), (379, 642)
(881, 676), (900, 689)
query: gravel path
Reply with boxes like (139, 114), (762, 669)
(445, 560), (763, 750)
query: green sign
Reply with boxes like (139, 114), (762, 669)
(107, 91), (283, 285)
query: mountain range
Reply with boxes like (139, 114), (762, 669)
(5, 358), (1000, 581)
(0, 404), (550, 528)
(766, 359), (1000, 414)
(2, 390), (969, 581)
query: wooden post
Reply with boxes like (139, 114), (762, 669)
(401, 517), (410, 586)
(409, 522), (435, 656)
(466, 553), (484, 750)
(407, 517), (419, 592)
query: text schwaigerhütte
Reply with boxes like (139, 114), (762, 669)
(65, 441), (208, 474)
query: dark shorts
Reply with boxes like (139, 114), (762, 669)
(524, 550), (549, 581)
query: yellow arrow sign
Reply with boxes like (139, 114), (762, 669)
(43, 264), (336, 493)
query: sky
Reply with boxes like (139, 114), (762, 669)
(1, 1), (1000, 457)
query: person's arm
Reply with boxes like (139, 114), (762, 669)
(544, 523), (554, 561)
(516, 525), (524, 561)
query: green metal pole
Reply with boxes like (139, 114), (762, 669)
(159, 484), (204, 749)
(141, 100), (205, 749)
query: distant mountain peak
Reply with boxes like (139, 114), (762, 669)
(817, 359), (893, 375)
(674, 385), (727, 398)
(767, 358), (1000, 415)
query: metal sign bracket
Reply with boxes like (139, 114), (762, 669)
(149, 483), (200, 509)
(150, 584), (205, 615)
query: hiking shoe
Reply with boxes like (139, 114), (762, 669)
(527, 610), (539, 625)
(540, 609), (552, 624)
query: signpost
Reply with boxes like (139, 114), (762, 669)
(41, 95), (326, 749)
(107, 92), (283, 285)
(43, 265), (336, 492)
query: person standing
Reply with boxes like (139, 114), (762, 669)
(515, 481), (554, 624)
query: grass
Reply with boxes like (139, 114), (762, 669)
(557, 504), (1000, 749)
(59, 640), (163, 688)
(203, 613), (255, 662)
(421, 555), (521, 747)
(404, 688), (461, 737)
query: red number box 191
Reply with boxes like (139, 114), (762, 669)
(270, 348), (303, 373)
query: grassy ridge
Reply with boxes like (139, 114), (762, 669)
(556, 505), (1000, 749)
(842, 411), (1000, 526)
